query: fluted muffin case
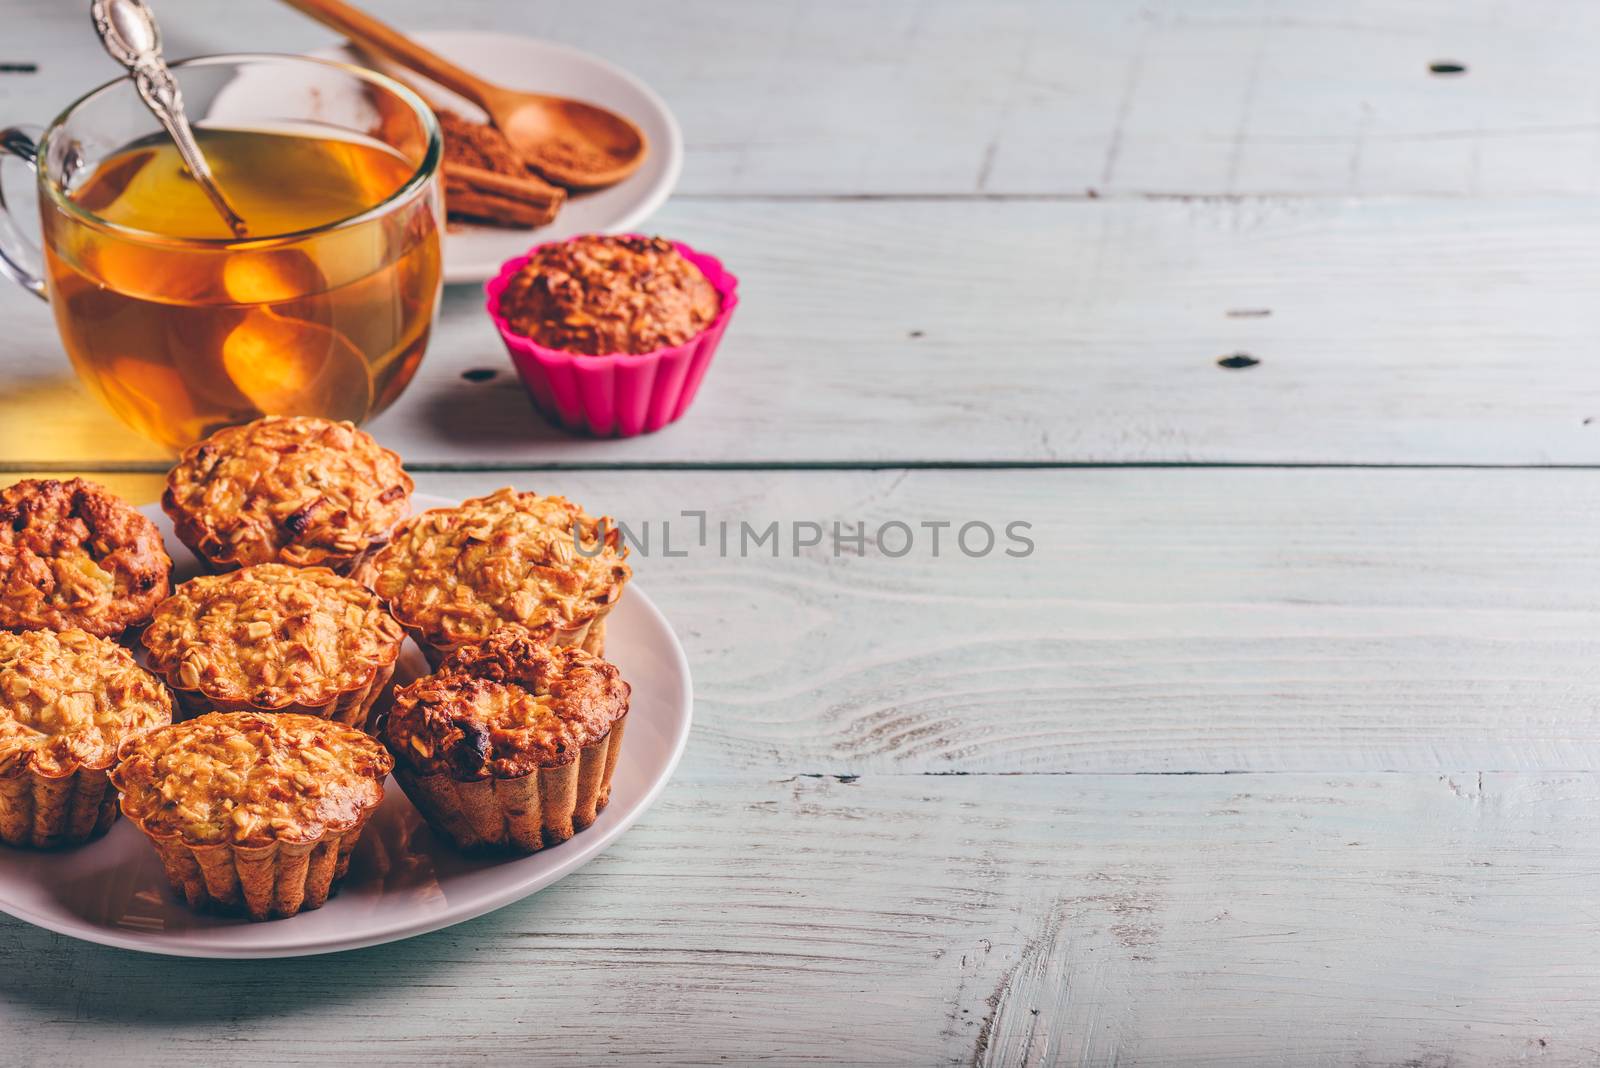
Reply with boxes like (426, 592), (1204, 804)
(0, 629), (173, 848)
(112, 712), (392, 921)
(486, 236), (739, 438)
(381, 630), (631, 855)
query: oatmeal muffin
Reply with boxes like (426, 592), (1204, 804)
(142, 563), (404, 731)
(112, 711), (392, 920)
(0, 477), (171, 638)
(495, 234), (720, 355)
(163, 415), (413, 574)
(360, 487), (629, 665)
(0, 629), (172, 848)
(382, 628), (629, 853)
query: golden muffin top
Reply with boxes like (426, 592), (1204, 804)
(362, 488), (629, 652)
(496, 235), (719, 355)
(383, 628), (629, 779)
(163, 415), (412, 571)
(112, 711), (392, 846)
(0, 477), (171, 638)
(0, 628), (173, 778)
(142, 563), (404, 708)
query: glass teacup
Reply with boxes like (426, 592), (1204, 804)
(0, 54), (443, 450)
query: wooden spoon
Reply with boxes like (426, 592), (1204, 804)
(279, 0), (647, 189)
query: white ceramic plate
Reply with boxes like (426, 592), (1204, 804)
(0, 494), (692, 958)
(314, 31), (683, 285)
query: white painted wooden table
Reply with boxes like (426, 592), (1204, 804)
(4, 1), (1600, 1064)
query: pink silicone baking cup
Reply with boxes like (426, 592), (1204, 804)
(485, 236), (740, 438)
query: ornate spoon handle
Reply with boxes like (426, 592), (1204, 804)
(90, 0), (248, 238)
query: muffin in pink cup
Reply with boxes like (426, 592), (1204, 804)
(485, 234), (739, 438)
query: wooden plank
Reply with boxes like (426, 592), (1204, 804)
(397, 466), (1600, 776)
(2, 771), (1596, 1066)
(10, 196), (1600, 466)
(11, 0), (1600, 197)
(2, 471), (164, 503)
(13, 465), (1600, 776)
(14, 465), (1600, 775)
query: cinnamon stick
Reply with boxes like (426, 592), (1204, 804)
(445, 187), (561, 227)
(445, 162), (565, 211)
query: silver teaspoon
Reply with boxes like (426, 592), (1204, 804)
(90, 0), (248, 237)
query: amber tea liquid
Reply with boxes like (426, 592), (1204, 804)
(41, 127), (441, 449)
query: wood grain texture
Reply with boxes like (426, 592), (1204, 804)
(397, 467), (1600, 776)
(2, 772), (1596, 1067)
(2, 471), (164, 503)
(5, 3), (1598, 1063)
(11, 0), (1600, 198)
(7, 0), (1600, 465)
(12, 195), (1600, 465)
(13, 465), (1600, 777)
(377, 196), (1600, 465)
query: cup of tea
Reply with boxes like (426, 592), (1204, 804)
(0, 54), (444, 450)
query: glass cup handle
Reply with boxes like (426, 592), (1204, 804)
(0, 125), (46, 301)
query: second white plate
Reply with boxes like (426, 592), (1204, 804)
(316, 30), (684, 284)
(0, 494), (692, 958)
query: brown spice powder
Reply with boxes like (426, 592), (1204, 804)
(526, 138), (624, 184)
(436, 109), (524, 176)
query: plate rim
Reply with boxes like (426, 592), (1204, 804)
(0, 493), (693, 959)
(310, 29), (685, 285)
